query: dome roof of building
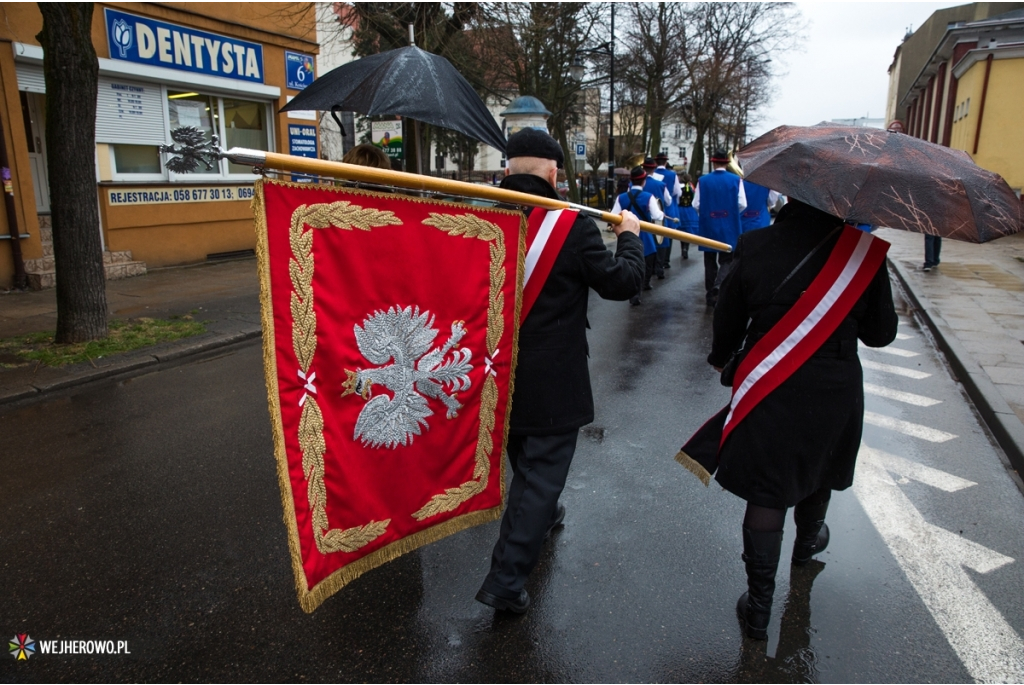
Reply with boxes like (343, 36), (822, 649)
(500, 95), (552, 117)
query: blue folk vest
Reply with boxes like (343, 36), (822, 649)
(618, 188), (658, 256)
(697, 170), (743, 252)
(741, 181), (772, 232)
(652, 167), (681, 225)
(678, 183), (699, 231)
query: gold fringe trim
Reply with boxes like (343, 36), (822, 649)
(299, 505), (502, 613)
(674, 450), (712, 487)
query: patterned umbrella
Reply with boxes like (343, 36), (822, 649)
(737, 124), (1023, 243)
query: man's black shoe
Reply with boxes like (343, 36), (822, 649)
(546, 504), (566, 538)
(475, 588), (530, 614)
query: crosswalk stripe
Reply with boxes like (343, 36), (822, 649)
(862, 359), (931, 379)
(895, 332), (914, 340)
(872, 346), (920, 358)
(863, 411), (957, 442)
(864, 383), (941, 407)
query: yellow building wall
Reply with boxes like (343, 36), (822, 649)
(974, 58), (1024, 192)
(949, 57), (1024, 193)
(0, 2), (317, 288)
(949, 62), (985, 153)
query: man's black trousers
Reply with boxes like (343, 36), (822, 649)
(480, 430), (579, 598)
(703, 250), (734, 301)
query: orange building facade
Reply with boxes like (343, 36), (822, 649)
(0, 3), (318, 289)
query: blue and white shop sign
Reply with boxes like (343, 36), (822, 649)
(288, 125), (319, 183)
(105, 8), (265, 84)
(285, 51), (316, 91)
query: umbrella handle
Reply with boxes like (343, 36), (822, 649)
(330, 106), (346, 138)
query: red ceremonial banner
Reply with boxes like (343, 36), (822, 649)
(253, 179), (525, 612)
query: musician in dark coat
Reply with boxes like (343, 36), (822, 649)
(476, 128), (644, 614)
(705, 199), (898, 638)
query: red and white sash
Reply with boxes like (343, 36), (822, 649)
(520, 208), (578, 323)
(720, 226), (889, 446)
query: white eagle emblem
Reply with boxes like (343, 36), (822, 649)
(341, 305), (473, 449)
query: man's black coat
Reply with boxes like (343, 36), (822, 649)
(501, 174), (644, 435)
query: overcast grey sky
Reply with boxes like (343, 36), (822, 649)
(750, 1), (964, 137)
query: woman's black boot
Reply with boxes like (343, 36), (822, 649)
(736, 527), (783, 640)
(791, 500), (830, 566)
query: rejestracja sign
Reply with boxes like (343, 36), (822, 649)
(105, 8), (264, 84)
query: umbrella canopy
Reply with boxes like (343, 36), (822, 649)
(282, 46), (506, 153)
(737, 124), (1023, 243)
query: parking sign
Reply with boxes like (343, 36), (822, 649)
(575, 143), (586, 159)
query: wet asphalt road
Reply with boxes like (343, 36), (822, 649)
(3, 253), (1024, 682)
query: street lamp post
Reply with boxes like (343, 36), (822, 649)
(571, 6), (616, 209)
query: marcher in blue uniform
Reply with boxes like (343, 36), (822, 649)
(694, 149), (746, 307)
(678, 173), (699, 261)
(613, 166), (664, 305)
(740, 181), (779, 233)
(641, 160), (673, 281)
(651, 153), (683, 265)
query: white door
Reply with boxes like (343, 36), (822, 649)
(23, 92), (50, 214)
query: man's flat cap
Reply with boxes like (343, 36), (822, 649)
(506, 128), (564, 168)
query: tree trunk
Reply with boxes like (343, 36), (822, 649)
(37, 4), (107, 343)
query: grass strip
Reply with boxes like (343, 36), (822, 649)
(0, 316), (206, 368)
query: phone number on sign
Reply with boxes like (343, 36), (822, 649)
(107, 186), (255, 206)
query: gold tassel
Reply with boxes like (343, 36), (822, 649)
(674, 450), (711, 487)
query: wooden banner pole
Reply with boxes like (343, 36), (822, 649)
(226, 148), (732, 252)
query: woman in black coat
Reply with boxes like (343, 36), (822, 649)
(708, 200), (898, 639)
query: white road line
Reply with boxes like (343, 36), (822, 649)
(855, 445), (1024, 683)
(862, 359), (931, 379)
(864, 383), (942, 407)
(863, 411), (957, 442)
(873, 346), (920, 358)
(863, 447), (974, 491)
(895, 332), (914, 340)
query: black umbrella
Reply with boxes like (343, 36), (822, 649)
(281, 46), (506, 153)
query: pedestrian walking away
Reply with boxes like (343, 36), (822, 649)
(678, 199), (898, 639)
(694, 148), (747, 307)
(612, 166), (664, 305)
(476, 128), (644, 614)
(923, 234), (942, 271)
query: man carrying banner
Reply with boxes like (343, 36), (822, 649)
(476, 128), (644, 613)
(676, 199), (897, 639)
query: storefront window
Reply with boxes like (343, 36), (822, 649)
(165, 91), (270, 178)
(168, 91), (217, 141)
(222, 98), (269, 174)
(112, 144), (161, 174)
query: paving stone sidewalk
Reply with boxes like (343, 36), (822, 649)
(0, 258), (261, 404)
(880, 227), (1024, 478)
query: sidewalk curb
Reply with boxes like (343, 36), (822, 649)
(889, 258), (1024, 480)
(0, 326), (262, 407)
